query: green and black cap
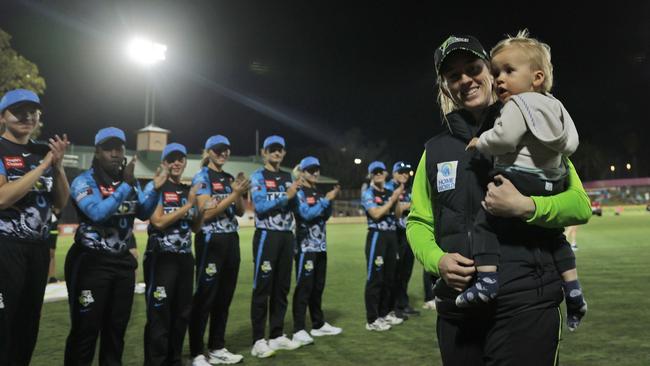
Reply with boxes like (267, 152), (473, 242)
(434, 35), (489, 75)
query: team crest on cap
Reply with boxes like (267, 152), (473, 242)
(304, 260), (314, 272)
(79, 290), (95, 307)
(153, 286), (167, 301)
(440, 36), (469, 52)
(261, 261), (272, 273)
(206, 263), (217, 276)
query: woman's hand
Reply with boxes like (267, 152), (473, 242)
(325, 185), (341, 201)
(233, 178), (250, 195)
(48, 134), (70, 170)
(483, 175), (536, 219)
(152, 163), (169, 190)
(122, 155), (137, 186)
(438, 253), (475, 291)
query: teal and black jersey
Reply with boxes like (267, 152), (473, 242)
(0, 137), (54, 242)
(250, 168), (296, 232)
(146, 180), (194, 254)
(361, 185), (396, 231)
(70, 166), (158, 255)
(193, 167), (239, 234)
(385, 180), (411, 229)
(295, 187), (331, 252)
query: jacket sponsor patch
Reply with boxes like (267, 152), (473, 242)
(3, 156), (24, 169)
(436, 160), (458, 192)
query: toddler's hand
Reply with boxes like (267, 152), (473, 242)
(466, 137), (479, 151)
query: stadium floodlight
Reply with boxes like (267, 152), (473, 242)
(126, 37), (167, 126)
(610, 165), (616, 172)
(126, 37), (167, 66)
(626, 163), (632, 170)
(354, 158), (362, 165)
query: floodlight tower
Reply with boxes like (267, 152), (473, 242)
(126, 37), (167, 127)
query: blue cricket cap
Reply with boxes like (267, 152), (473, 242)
(205, 135), (230, 150)
(0, 89), (41, 113)
(392, 161), (412, 173)
(95, 127), (126, 146)
(300, 156), (320, 170)
(161, 143), (187, 161)
(368, 161), (386, 174)
(263, 135), (285, 149)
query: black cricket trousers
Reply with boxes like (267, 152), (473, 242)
(0, 239), (49, 366)
(143, 246), (194, 366)
(189, 232), (240, 356)
(250, 230), (293, 342)
(64, 244), (137, 366)
(364, 229), (397, 323)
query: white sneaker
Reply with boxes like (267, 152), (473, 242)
(384, 312), (404, 325)
(192, 355), (212, 366)
(208, 348), (243, 364)
(366, 319), (391, 331)
(310, 322), (343, 337)
(422, 300), (437, 310)
(268, 335), (301, 351)
(250, 339), (275, 358)
(292, 330), (314, 346)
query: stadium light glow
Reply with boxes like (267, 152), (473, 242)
(354, 158), (362, 165)
(610, 165), (616, 172)
(626, 163), (632, 170)
(126, 37), (167, 66)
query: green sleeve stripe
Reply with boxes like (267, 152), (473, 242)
(406, 152), (445, 276)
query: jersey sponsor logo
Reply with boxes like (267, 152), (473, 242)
(436, 160), (458, 192)
(75, 187), (94, 202)
(304, 260), (314, 272)
(261, 261), (272, 273)
(164, 192), (179, 203)
(265, 180), (277, 189)
(3, 156), (25, 169)
(374, 196), (384, 204)
(266, 191), (285, 201)
(21, 152), (31, 157)
(79, 290), (95, 307)
(306, 196), (316, 205)
(374, 256), (384, 267)
(212, 182), (224, 191)
(153, 286), (167, 301)
(99, 185), (115, 196)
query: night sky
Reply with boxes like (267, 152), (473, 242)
(1, 1), (649, 180)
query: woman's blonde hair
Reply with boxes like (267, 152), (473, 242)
(491, 29), (554, 93)
(201, 150), (210, 167)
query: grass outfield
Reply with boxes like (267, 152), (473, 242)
(33, 213), (650, 365)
